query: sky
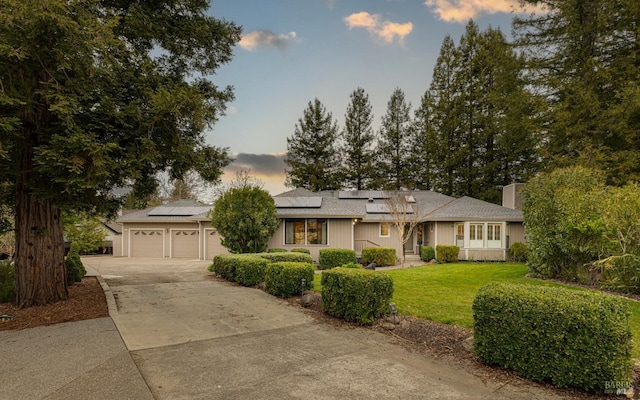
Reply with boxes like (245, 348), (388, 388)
(205, 0), (532, 196)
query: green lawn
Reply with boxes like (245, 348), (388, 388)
(314, 263), (640, 358)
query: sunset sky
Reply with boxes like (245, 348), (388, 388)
(206, 0), (533, 195)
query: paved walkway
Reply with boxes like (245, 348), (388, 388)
(1, 257), (566, 399)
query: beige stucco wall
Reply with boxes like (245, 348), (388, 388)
(509, 222), (525, 246)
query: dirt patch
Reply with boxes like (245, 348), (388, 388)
(0, 277), (109, 331)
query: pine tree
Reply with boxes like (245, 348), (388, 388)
(285, 98), (341, 191)
(340, 88), (377, 190)
(378, 88), (414, 190)
(514, 0), (640, 185)
(410, 90), (437, 190)
(429, 35), (461, 196)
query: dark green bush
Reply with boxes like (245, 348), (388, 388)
(321, 268), (393, 325)
(361, 247), (396, 267)
(235, 256), (270, 287)
(420, 245), (435, 262)
(256, 252), (313, 264)
(473, 283), (633, 394)
(318, 248), (357, 270)
(435, 245), (459, 263)
(509, 242), (528, 263)
(65, 248), (86, 285)
(0, 261), (14, 303)
(212, 254), (246, 282)
(267, 248), (288, 253)
(341, 262), (361, 269)
(264, 262), (315, 298)
(290, 248), (311, 254)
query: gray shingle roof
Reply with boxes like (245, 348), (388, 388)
(117, 200), (212, 223)
(427, 196), (523, 221)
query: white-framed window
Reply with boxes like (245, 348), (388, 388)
(285, 218), (328, 245)
(455, 223), (464, 247)
(469, 223), (484, 248)
(487, 223), (502, 248)
(380, 222), (390, 237)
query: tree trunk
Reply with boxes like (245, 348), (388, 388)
(14, 121), (68, 307)
(14, 190), (68, 307)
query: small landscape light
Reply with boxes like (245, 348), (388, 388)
(390, 302), (397, 325)
(301, 278), (306, 296)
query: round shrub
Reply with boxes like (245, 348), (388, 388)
(509, 242), (528, 263)
(321, 268), (394, 325)
(318, 248), (357, 270)
(235, 256), (270, 287)
(267, 248), (288, 253)
(420, 245), (435, 262)
(473, 283), (633, 394)
(361, 248), (396, 267)
(264, 262), (315, 298)
(341, 262), (361, 269)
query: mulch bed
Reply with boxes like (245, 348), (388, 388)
(0, 277), (109, 331)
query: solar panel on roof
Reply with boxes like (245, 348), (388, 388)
(338, 190), (389, 199)
(274, 197), (322, 208)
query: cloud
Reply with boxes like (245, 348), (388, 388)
(424, 0), (525, 23)
(239, 30), (298, 51)
(225, 152), (287, 178)
(344, 12), (413, 45)
(219, 153), (288, 195)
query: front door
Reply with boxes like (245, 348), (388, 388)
(404, 225), (414, 253)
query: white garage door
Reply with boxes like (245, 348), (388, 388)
(131, 230), (164, 258)
(171, 230), (199, 258)
(205, 229), (228, 260)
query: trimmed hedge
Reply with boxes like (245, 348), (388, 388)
(342, 262), (361, 269)
(256, 252), (313, 264)
(318, 248), (357, 270)
(435, 245), (459, 263)
(420, 245), (435, 262)
(264, 262), (315, 298)
(509, 242), (528, 263)
(361, 247), (396, 267)
(267, 248), (288, 253)
(321, 268), (393, 325)
(65, 249), (86, 285)
(0, 261), (14, 303)
(473, 283), (633, 394)
(235, 256), (270, 287)
(290, 248), (311, 254)
(211, 254), (246, 282)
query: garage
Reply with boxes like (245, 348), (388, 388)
(130, 230), (164, 258)
(204, 229), (228, 260)
(171, 229), (200, 258)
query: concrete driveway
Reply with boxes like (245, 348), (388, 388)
(83, 256), (564, 399)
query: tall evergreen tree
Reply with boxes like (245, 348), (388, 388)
(340, 88), (377, 190)
(285, 98), (341, 191)
(513, 0), (640, 185)
(378, 88), (413, 190)
(410, 90), (437, 190)
(429, 35), (462, 196)
(0, 0), (239, 306)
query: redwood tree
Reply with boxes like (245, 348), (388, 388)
(0, 0), (240, 306)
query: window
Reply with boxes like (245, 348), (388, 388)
(470, 223), (484, 248)
(487, 223), (502, 248)
(285, 218), (327, 245)
(455, 223), (464, 247)
(380, 222), (390, 237)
